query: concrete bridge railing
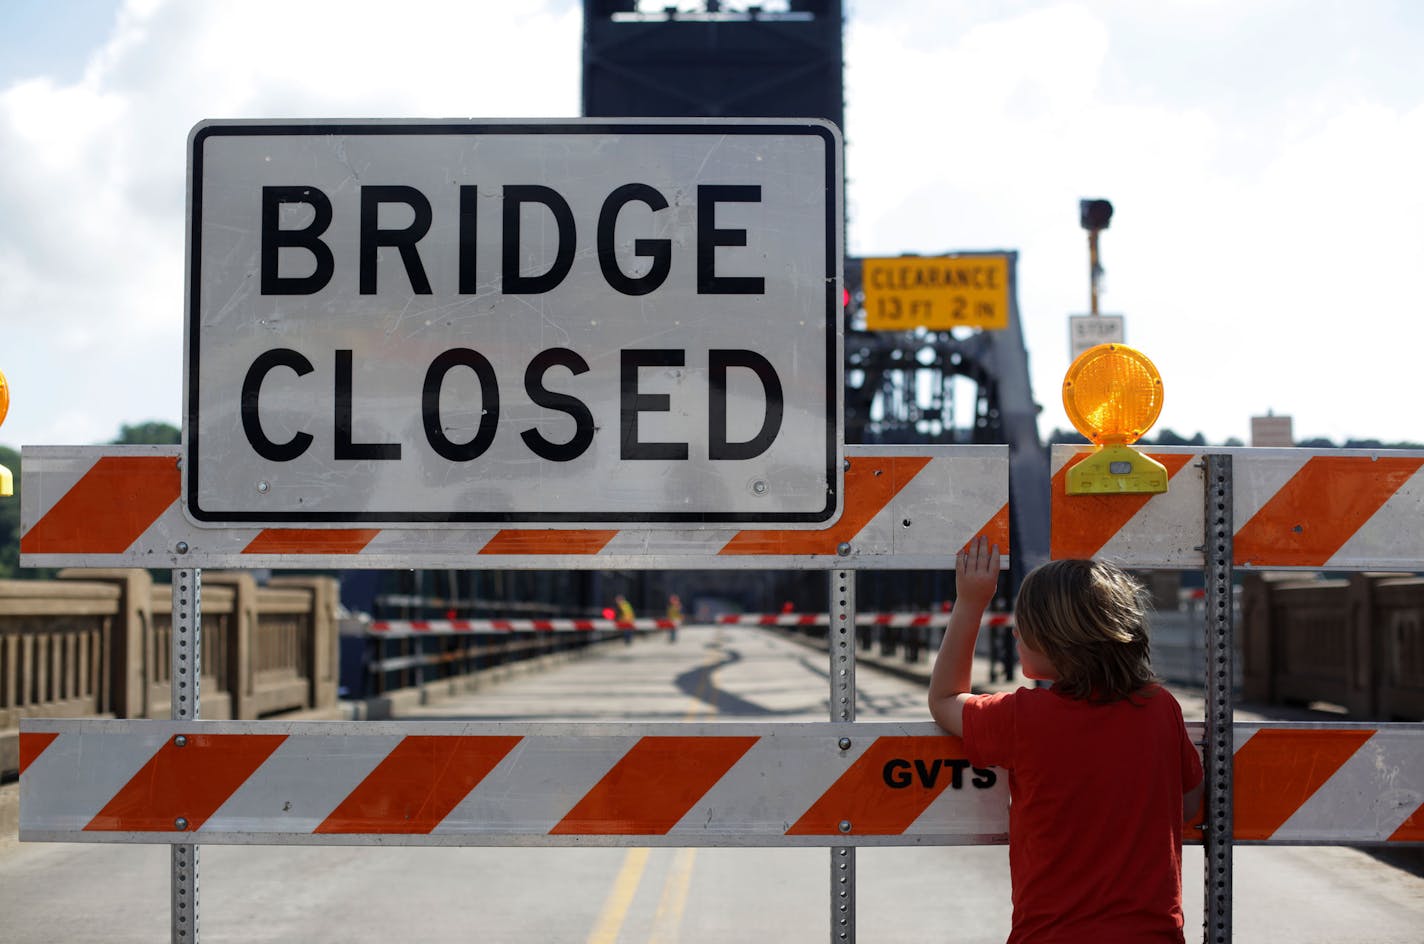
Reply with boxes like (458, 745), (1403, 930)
(1242, 571), (1424, 720)
(0, 570), (340, 777)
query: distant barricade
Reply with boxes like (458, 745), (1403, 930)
(346, 616), (675, 700)
(723, 609), (1015, 677)
(714, 610), (1011, 630)
(368, 617), (679, 636)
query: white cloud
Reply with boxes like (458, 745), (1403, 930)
(0, 0), (582, 448)
(1, 0), (1422, 452)
(846, 1), (1424, 445)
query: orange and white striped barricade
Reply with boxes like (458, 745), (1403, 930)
(367, 617), (678, 636)
(1054, 444), (1424, 944)
(20, 443), (1008, 571)
(361, 618), (676, 695)
(1051, 444), (1424, 570)
(19, 719), (1422, 847)
(1213, 722), (1424, 844)
(716, 611), (949, 628)
(18, 440), (1007, 941)
(712, 611), (1013, 631)
(19, 720), (1008, 847)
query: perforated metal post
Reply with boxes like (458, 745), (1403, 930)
(171, 569), (201, 943)
(1202, 457), (1234, 944)
(830, 569), (856, 724)
(829, 568), (856, 941)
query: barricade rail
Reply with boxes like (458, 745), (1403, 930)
(723, 609), (1018, 676)
(368, 617), (680, 635)
(16, 443), (1424, 944)
(369, 612), (1006, 633)
(19, 444), (1011, 571)
(18, 718), (1422, 847)
(354, 623), (628, 698)
(713, 610), (1011, 629)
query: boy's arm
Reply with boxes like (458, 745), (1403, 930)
(928, 536), (1001, 737)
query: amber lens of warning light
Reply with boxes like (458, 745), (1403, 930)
(1062, 344), (1163, 446)
(0, 370), (9, 498)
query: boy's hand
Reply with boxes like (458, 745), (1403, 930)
(955, 535), (1001, 608)
(930, 535), (1002, 736)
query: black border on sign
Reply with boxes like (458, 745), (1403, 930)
(185, 121), (841, 525)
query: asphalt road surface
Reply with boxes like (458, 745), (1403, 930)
(2, 625), (1420, 943)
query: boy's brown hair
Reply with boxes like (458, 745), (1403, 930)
(1013, 559), (1157, 702)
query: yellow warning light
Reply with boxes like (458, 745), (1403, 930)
(0, 369), (10, 497)
(1062, 344), (1168, 495)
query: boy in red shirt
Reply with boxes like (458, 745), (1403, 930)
(929, 537), (1205, 943)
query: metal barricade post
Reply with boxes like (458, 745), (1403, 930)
(1202, 456), (1235, 944)
(830, 568), (856, 941)
(171, 568), (201, 942)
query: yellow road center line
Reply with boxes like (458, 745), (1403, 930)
(586, 847), (651, 944)
(638, 629), (725, 940)
(588, 627), (725, 944)
(648, 847), (698, 943)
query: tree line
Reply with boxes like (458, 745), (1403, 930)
(1047, 428), (1424, 451)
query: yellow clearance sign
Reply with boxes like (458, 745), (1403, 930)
(862, 255), (1010, 331)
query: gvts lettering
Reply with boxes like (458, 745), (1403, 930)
(262, 183), (765, 296)
(242, 348), (783, 464)
(883, 758), (997, 790)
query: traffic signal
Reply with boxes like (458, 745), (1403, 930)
(1079, 198), (1113, 231)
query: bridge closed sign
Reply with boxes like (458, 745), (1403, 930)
(185, 119), (843, 527)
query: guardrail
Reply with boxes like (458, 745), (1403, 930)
(346, 617), (664, 700)
(718, 609), (1019, 678)
(735, 602), (1246, 692)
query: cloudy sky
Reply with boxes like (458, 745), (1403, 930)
(1, 0), (1421, 452)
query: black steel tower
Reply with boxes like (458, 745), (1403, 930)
(582, 1), (1049, 597)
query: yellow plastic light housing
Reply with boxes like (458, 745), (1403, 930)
(1062, 344), (1168, 495)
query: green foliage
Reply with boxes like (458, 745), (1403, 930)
(0, 446), (50, 579)
(1046, 427), (1090, 445)
(113, 421), (180, 445)
(1145, 428), (1206, 447)
(0, 444), (17, 578)
(1051, 429), (1423, 450)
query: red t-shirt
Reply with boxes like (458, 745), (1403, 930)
(963, 684), (1203, 943)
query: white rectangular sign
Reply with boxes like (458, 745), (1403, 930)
(1068, 313), (1124, 361)
(185, 119), (843, 527)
